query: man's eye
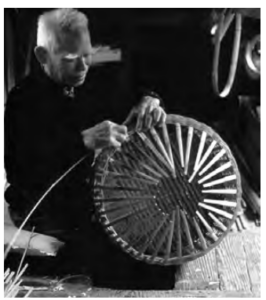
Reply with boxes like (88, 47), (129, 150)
(83, 53), (89, 57)
(63, 58), (75, 62)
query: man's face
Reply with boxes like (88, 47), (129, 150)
(46, 29), (92, 87)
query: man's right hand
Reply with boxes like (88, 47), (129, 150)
(81, 120), (128, 151)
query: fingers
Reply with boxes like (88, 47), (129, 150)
(115, 124), (128, 135)
(143, 106), (166, 130)
(136, 105), (145, 132)
(123, 109), (135, 126)
(152, 107), (167, 127)
(82, 120), (128, 150)
(140, 97), (162, 130)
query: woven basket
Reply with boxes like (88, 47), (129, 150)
(93, 114), (241, 266)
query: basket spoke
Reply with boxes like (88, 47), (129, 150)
(194, 131), (207, 171)
(138, 132), (173, 174)
(198, 161), (232, 184)
(111, 159), (159, 182)
(150, 222), (171, 261)
(184, 127), (194, 175)
(176, 123), (184, 167)
(199, 149), (226, 176)
(199, 202), (233, 219)
(99, 204), (132, 215)
(103, 205), (150, 228)
(176, 206), (182, 258)
(94, 184), (146, 192)
(203, 199), (237, 207)
(202, 189), (237, 194)
(162, 123), (175, 170)
(189, 140), (217, 182)
(193, 217), (207, 250)
(203, 174), (237, 188)
(129, 137), (170, 178)
(150, 127), (175, 173)
(138, 214), (169, 256)
(180, 210), (195, 251)
(97, 171), (159, 185)
(123, 150), (163, 180)
(164, 211), (176, 261)
(95, 196), (155, 203)
(196, 211), (218, 242)
(208, 212), (227, 231)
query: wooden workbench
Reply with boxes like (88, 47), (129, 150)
(18, 225), (260, 298)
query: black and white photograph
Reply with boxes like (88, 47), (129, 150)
(3, 7), (261, 297)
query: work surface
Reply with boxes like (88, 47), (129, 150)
(18, 225), (260, 298)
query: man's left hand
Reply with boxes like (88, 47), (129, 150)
(124, 95), (166, 132)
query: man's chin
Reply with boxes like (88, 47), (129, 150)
(71, 77), (86, 87)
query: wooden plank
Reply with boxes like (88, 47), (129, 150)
(18, 289), (258, 298)
(16, 228), (260, 297)
(215, 232), (251, 291)
(241, 231), (260, 293)
(176, 249), (219, 290)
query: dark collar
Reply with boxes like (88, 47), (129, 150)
(35, 68), (75, 99)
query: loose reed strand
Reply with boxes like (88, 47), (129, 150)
(16, 227), (35, 277)
(4, 154), (88, 259)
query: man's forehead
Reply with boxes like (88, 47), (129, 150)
(55, 29), (92, 55)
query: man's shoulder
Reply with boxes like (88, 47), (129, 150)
(8, 75), (38, 99)
(6, 75), (44, 111)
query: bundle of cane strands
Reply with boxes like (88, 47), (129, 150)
(93, 114), (241, 265)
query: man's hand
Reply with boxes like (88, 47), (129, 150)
(124, 95), (166, 132)
(82, 120), (128, 150)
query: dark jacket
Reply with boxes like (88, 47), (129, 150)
(4, 66), (131, 230)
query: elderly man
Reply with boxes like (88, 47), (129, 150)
(5, 8), (175, 288)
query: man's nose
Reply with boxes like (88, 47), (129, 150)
(76, 56), (88, 71)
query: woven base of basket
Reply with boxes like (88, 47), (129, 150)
(93, 114), (241, 266)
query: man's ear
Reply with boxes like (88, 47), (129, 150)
(34, 46), (49, 65)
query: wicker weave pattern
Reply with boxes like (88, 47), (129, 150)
(93, 114), (241, 265)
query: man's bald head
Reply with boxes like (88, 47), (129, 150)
(37, 8), (89, 53)
(35, 8), (92, 87)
